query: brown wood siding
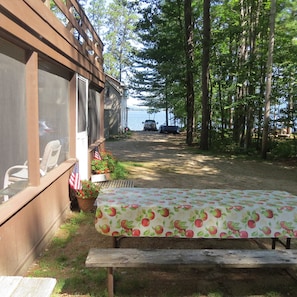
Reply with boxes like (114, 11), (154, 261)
(0, 0), (105, 275)
(0, 163), (73, 275)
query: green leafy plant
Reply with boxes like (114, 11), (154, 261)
(110, 161), (129, 179)
(76, 180), (100, 199)
(91, 159), (109, 174)
(91, 151), (117, 174)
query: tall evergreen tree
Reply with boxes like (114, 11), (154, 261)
(184, 0), (195, 145)
(200, 0), (210, 150)
(87, 0), (107, 35)
(84, 0), (297, 154)
(131, 0), (187, 120)
(262, 0), (276, 158)
(104, 0), (139, 81)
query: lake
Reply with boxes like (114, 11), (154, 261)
(127, 108), (167, 131)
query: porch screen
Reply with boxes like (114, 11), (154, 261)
(0, 39), (27, 193)
(38, 65), (70, 164)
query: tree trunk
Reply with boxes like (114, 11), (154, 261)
(233, 0), (248, 146)
(262, 0), (276, 158)
(200, 0), (210, 150)
(184, 0), (194, 145)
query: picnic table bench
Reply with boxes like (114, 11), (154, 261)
(86, 248), (297, 297)
(88, 188), (297, 297)
(0, 276), (56, 297)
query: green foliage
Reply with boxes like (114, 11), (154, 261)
(86, 0), (139, 81)
(91, 159), (110, 174)
(87, 0), (107, 34)
(270, 139), (297, 159)
(76, 180), (101, 199)
(91, 148), (129, 180)
(110, 161), (129, 180)
(130, 0), (187, 119)
(91, 151), (117, 173)
(207, 292), (224, 297)
(131, 0), (297, 153)
(84, 0), (297, 155)
(103, 0), (139, 80)
(265, 292), (282, 297)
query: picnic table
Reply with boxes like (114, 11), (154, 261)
(90, 188), (297, 297)
(94, 188), (297, 240)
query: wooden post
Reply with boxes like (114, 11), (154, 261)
(107, 267), (114, 297)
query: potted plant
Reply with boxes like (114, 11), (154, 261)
(91, 159), (110, 174)
(91, 151), (117, 182)
(76, 180), (101, 212)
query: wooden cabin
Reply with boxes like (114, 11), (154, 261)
(104, 74), (128, 138)
(0, 0), (105, 275)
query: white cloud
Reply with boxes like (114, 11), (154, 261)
(127, 97), (145, 108)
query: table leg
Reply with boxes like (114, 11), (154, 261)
(271, 238), (291, 249)
(272, 238), (276, 249)
(286, 238), (291, 249)
(107, 267), (114, 297)
(113, 236), (125, 248)
(112, 237), (117, 248)
(110, 236), (121, 297)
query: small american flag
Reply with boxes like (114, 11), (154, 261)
(94, 147), (101, 160)
(69, 163), (81, 190)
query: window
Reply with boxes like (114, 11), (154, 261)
(88, 88), (101, 145)
(38, 61), (70, 163)
(0, 38), (27, 197)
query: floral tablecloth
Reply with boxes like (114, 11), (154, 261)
(94, 188), (297, 239)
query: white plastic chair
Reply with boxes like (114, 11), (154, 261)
(3, 140), (62, 188)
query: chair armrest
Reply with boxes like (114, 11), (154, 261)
(3, 165), (28, 188)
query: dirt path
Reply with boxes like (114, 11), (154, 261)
(106, 131), (297, 195)
(102, 131), (297, 297)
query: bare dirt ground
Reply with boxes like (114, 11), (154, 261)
(106, 131), (297, 195)
(29, 131), (297, 297)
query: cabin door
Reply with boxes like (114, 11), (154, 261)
(76, 75), (88, 180)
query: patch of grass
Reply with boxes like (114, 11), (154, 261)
(207, 292), (224, 297)
(50, 212), (89, 248)
(27, 211), (108, 297)
(116, 277), (145, 296)
(57, 270), (106, 296)
(107, 131), (132, 141)
(265, 292), (282, 297)
(55, 254), (68, 265)
(111, 161), (129, 180)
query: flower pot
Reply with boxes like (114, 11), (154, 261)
(76, 196), (96, 212)
(91, 173), (106, 182)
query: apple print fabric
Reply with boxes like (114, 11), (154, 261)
(94, 188), (297, 239)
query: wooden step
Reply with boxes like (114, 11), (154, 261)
(86, 248), (297, 269)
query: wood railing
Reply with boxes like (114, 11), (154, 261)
(46, 0), (104, 63)
(0, 0), (105, 88)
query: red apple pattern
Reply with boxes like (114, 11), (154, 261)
(94, 188), (297, 238)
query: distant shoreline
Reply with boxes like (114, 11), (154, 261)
(127, 109), (166, 131)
